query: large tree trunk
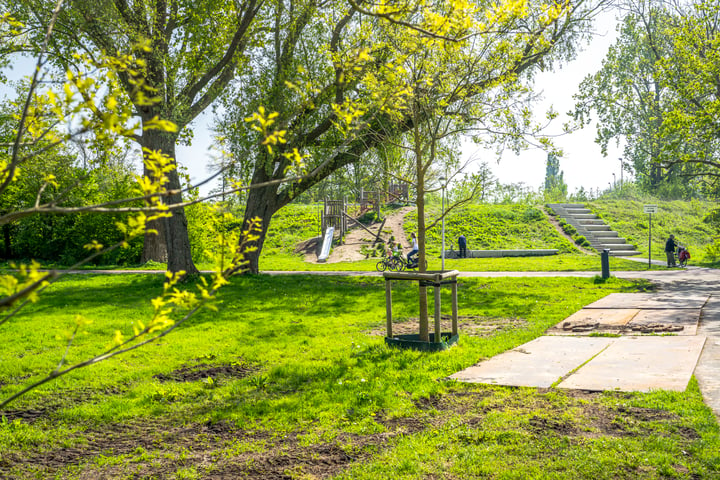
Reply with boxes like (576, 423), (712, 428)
(139, 128), (198, 275)
(242, 181), (286, 274)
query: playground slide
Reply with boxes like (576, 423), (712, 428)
(317, 226), (334, 262)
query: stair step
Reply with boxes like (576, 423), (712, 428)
(601, 244), (637, 251)
(578, 219), (605, 225)
(568, 213), (597, 219)
(609, 250), (642, 256)
(585, 225), (613, 232)
(593, 231), (618, 238)
(596, 237), (627, 244)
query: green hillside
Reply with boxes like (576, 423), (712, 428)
(405, 204), (578, 255)
(588, 198), (718, 265)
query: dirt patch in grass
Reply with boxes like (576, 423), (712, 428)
(153, 361), (257, 383)
(368, 315), (528, 337)
(0, 387), (702, 479)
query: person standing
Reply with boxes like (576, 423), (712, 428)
(407, 232), (419, 264)
(665, 234), (677, 267)
(458, 234), (467, 258)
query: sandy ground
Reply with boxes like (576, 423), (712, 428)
(306, 206), (415, 263)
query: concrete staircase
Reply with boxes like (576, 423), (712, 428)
(547, 203), (641, 256)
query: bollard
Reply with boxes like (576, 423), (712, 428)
(601, 249), (610, 279)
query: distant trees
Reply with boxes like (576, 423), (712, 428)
(543, 153), (567, 200)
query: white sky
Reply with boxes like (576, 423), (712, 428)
(3, 9), (625, 197)
(464, 10), (626, 196)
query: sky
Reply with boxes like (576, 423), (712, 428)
(3, 9), (626, 198)
(466, 10), (626, 196)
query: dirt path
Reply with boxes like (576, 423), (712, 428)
(311, 206), (414, 263)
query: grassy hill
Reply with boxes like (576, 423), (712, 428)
(263, 203), (579, 257)
(405, 204), (578, 255)
(588, 198), (718, 266)
(257, 198), (719, 270)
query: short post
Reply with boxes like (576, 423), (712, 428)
(601, 249), (610, 279)
(451, 280), (458, 336)
(433, 283), (441, 342)
(385, 279), (393, 338)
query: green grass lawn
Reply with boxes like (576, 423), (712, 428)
(1, 273), (718, 478)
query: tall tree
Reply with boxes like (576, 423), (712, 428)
(14, 0), (264, 274)
(544, 152), (567, 199)
(573, 0), (720, 196)
(219, 0), (609, 273)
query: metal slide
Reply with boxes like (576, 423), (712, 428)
(317, 227), (334, 262)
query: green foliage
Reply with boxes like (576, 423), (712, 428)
(543, 153), (567, 201)
(4, 159), (143, 266)
(573, 1), (720, 197)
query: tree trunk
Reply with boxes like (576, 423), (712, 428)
(242, 181), (286, 274)
(139, 127), (198, 275)
(2, 223), (11, 259)
(414, 122), (430, 342)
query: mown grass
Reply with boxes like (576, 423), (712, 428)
(1, 273), (718, 478)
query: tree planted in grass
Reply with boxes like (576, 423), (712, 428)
(217, 0), (610, 273)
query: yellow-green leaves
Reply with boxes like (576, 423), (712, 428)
(245, 107), (287, 153)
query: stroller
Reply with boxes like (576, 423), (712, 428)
(677, 246), (691, 267)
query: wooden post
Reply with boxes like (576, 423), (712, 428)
(434, 283), (441, 342)
(451, 281), (458, 336)
(385, 279), (393, 338)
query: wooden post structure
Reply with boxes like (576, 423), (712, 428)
(383, 270), (460, 350)
(385, 280), (393, 338)
(434, 283), (441, 341)
(451, 281), (458, 336)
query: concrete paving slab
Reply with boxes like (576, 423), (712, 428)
(694, 294), (720, 420)
(450, 336), (614, 388)
(548, 309), (639, 335)
(585, 293), (709, 310)
(629, 309), (700, 335)
(558, 336), (706, 392)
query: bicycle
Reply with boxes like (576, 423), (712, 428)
(396, 254), (428, 271)
(376, 254), (404, 272)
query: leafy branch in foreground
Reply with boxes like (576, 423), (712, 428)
(0, 3), (266, 407)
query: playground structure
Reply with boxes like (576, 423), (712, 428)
(318, 183), (410, 262)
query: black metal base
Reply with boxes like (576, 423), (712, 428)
(385, 332), (459, 351)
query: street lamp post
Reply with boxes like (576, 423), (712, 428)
(439, 176), (446, 271)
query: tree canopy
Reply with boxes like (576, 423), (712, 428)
(217, 0), (609, 273)
(573, 0), (720, 198)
